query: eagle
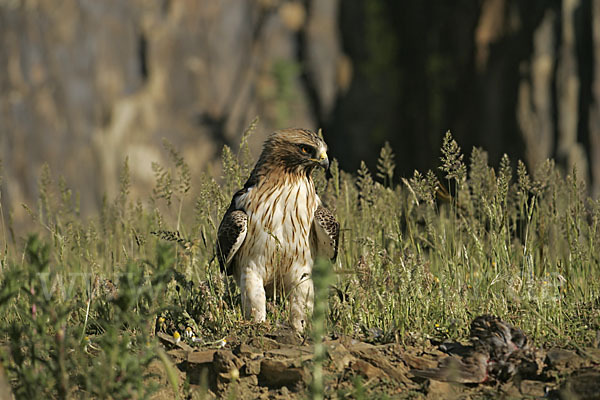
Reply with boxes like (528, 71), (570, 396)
(216, 128), (339, 331)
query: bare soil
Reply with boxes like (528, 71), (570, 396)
(149, 327), (600, 399)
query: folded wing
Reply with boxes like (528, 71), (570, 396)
(312, 205), (340, 261)
(216, 209), (248, 275)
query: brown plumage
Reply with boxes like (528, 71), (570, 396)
(411, 351), (490, 383)
(216, 128), (339, 331)
(413, 315), (533, 384)
(470, 315), (528, 360)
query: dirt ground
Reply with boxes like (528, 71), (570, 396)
(149, 327), (600, 399)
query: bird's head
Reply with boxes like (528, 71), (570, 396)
(260, 128), (330, 174)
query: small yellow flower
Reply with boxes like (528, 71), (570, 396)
(435, 323), (440, 328)
(185, 327), (193, 338)
(83, 336), (99, 353)
(218, 338), (227, 348)
(173, 331), (181, 343)
(157, 317), (167, 332)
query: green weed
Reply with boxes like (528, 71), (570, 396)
(0, 129), (598, 398)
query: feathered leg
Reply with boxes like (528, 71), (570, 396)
(239, 269), (266, 323)
(288, 269), (314, 331)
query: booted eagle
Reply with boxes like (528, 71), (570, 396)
(216, 129), (339, 331)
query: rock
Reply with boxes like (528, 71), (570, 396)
(188, 350), (217, 365)
(213, 350), (243, 374)
(350, 359), (385, 380)
(235, 343), (263, 359)
(215, 353), (242, 392)
(346, 340), (377, 353)
(266, 346), (312, 359)
(426, 379), (461, 399)
(244, 359), (262, 376)
(546, 348), (585, 370)
(351, 346), (414, 386)
(499, 381), (521, 397)
(279, 385), (290, 397)
(519, 379), (547, 397)
(157, 332), (193, 352)
(240, 374), (259, 386)
(247, 337), (281, 351)
(558, 371), (600, 400)
(166, 349), (188, 362)
(327, 342), (355, 371)
(266, 328), (303, 346)
(258, 359), (307, 388)
(402, 352), (439, 370)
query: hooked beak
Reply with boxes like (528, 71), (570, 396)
(317, 151), (329, 170)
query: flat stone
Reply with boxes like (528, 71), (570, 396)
(266, 347), (311, 359)
(267, 330), (303, 346)
(188, 350), (216, 365)
(350, 359), (385, 380)
(351, 346), (414, 386)
(346, 340), (377, 353)
(402, 352), (438, 370)
(235, 343), (263, 359)
(258, 359), (307, 388)
(166, 349), (188, 362)
(546, 348), (585, 369)
(247, 337), (281, 351)
(157, 332), (193, 352)
(559, 371), (600, 400)
(500, 381), (521, 397)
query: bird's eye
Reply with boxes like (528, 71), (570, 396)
(300, 145), (312, 155)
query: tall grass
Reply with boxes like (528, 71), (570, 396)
(0, 129), (598, 397)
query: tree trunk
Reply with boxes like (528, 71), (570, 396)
(517, 10), (555, 170)
(557, 0), (588, 182)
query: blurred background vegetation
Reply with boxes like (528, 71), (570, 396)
(2, 0), (600, 229)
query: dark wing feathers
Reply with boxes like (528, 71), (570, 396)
(411, 353), (489, 383)
(313, 205), (340, 261)
(216, 179), (256, 275)
(216, 208), (247, 275)
(470, 315), (528, 359)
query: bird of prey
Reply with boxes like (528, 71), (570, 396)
(470, 315), (528, 360)
(470, 315), (540, 382)
(216, 129), (339, 331)
(412, 315), (534, 384)
(411, 351), (490, 383)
